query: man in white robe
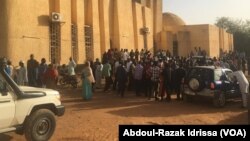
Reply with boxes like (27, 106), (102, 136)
(233, 70), (249, 108)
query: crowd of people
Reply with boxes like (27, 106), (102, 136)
(88, 48), (250, 101)
(3, 48), (250, 102)
(4, 54), (77, 90)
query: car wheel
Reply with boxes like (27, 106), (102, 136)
(188, 78), (200, 91)
(188, 76), (206, 92)
(24, 109), (56, 141)
(59, 78), (65, 85)
(213, 92), (226, 108)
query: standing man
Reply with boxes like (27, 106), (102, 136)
(6, 60), (14, 79)
(102, 60), (112, 92)
(163, 62), (174, 102)
(37, 58), (48, 88)
(150, 61), (161, 101)
(135, 49), (139, 61)
(233, 69), (249, 108)
(68, 57), (77, 76)
(134, 61), (144, 96)
(95, 61), (103, 89)
(27, 54), (39, 87)
(116, 62), (127, 97)
(113, 59), (120, 90)
(174, 63), (186, 100)
(144, 62), (152, 99)
(16, 61), (28, 86)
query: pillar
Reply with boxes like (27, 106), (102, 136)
(99, 0), (111, 55)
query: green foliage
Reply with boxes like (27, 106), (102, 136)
(215, 17), (250, 55)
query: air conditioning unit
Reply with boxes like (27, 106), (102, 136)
(51, 12), (62, 22)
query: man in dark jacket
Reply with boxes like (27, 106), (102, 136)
(163, 62), (175, 101)
(27, 54), (39, 87)
(174, 63), (186, 100)
(116, 62), (127, 97)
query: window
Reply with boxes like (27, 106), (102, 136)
(224, 70), (235, 82)
(50, 23), (61, 64)
(85, 25), (93, 60)
(214, 70), (223, 81)
(71, 24), (78, 62)
(188, 68), (213, 82)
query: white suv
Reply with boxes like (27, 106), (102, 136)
(0, 58), (65, 141)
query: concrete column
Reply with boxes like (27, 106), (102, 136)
(230, 34), (234, 51)
(153, 0), (162, 50)
(142, 7), (153, 51)
(110, 0), (120, 50)
(140, 0), (146, 6)
(146, 0), (153, 8)
(132, 2), (144, 50)
(91, 0), (101, 61)
(59, 0), (72, 64)
(99, 0), (111, 55)
(116, 0), (135, 50)
(76, 0), (86, 63)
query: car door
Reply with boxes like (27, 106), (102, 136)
(0, 74), (15, 129)
(224, 70), (240, 98)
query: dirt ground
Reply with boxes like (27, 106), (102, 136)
(0, 87), (248, 141)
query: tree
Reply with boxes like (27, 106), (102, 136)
(215, 17), (250, 55)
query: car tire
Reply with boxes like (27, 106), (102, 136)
(59, 78), (66, 85)
(188, 77), (204, 92)
(213, 92), (226, 108)
(24, 109), (56, 141)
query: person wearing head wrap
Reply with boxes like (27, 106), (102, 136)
(82, 61), (95, 100)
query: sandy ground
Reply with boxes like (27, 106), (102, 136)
(0, 86), (248, 141)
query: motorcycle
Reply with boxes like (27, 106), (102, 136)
(58, 73), (78, 88)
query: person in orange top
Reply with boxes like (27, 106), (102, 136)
(44, 64), (58, 89)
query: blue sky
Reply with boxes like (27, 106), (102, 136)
(163, 0), (250, 25)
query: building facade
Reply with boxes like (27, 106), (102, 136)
(0, 0), (162, 65)
(161, 12), (234, 58)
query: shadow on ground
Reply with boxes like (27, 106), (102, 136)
(60, 88), (247, 120)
